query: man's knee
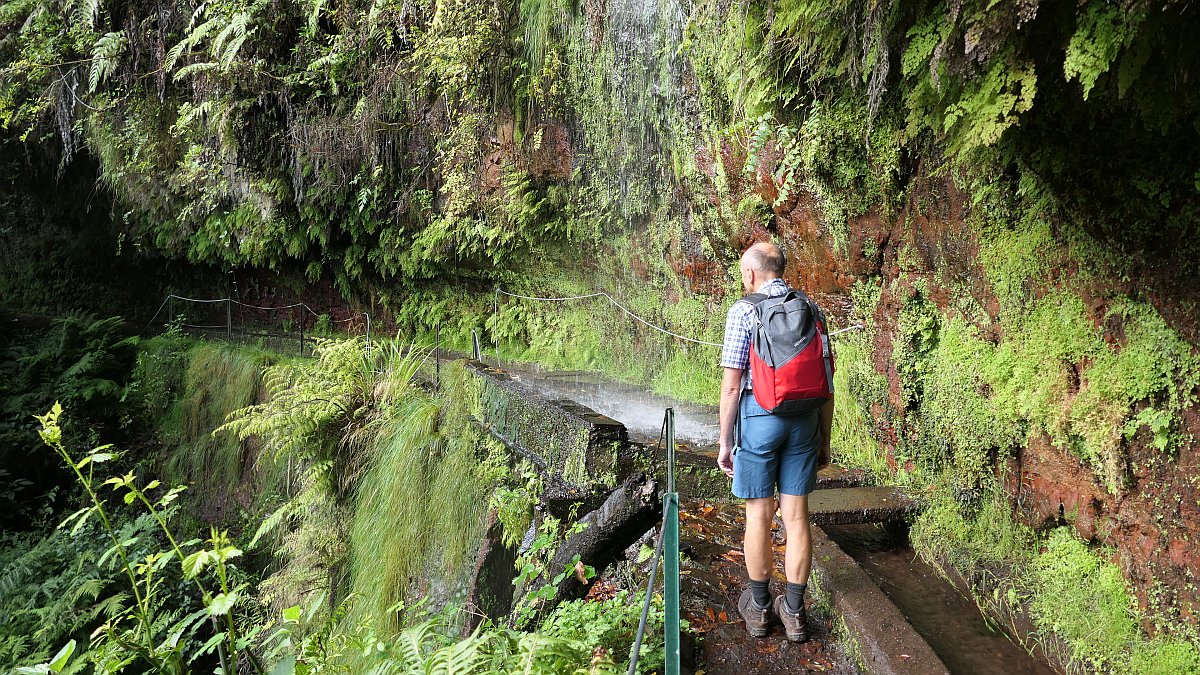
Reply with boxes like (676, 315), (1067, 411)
(745, 497), (775, 528)
(779, 494), (810, 526)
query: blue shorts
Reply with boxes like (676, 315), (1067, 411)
(733, 392), (820, 499)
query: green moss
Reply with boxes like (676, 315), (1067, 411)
(1129, 638), (1200, 675)
(828, 329), (891, 482)
(910, 484), (1035, 571)
(918, 317), (1019, 487)
(1029, 528), (1139, 670)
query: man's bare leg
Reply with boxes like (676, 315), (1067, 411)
(779, 493), (812, 584)
(744, 496), (775, 581)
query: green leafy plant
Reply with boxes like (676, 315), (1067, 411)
(36, 403), (257, 674)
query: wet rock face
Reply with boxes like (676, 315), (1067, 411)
(1008, 430), (1200, 627)
(483, 116), (575, 192)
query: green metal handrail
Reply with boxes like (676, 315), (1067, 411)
(628, 408), (681, 675)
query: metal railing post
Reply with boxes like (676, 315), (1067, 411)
(628, 408), (682, 675)
(664, 408), (680, 675)
(472, 328), (482, 361)
(435, 324), (441, 389)
(226, 299), (232, 339)
(298, 308), (306, 357)
(364, 311), (371, 360)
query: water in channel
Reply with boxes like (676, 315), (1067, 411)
(823, 523), (1056, 675)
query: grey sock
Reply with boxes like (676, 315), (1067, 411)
(786, 582), (807, 613)
(749, 578), (771, 608)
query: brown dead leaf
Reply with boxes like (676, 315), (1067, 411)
(706, 607), (716, 620)
(717, 611), (728, 622)
(720, 549), (744, 563)
(574, 560), (588, 584)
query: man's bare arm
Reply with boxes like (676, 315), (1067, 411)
(716, 367), (743, 477)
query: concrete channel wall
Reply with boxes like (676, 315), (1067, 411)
(461, 360), (629, 499)
(459, 360), (732, 500)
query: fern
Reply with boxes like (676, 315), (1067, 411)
(164, 17), (220, 72)
(72, 0), (101, 30)
(1063, 1), (1145, 100)
(942, 52), (1037, 154)
(212, 13), (253, 68)
(172, 61), (217, 82)
(89, 31), (126, 93)
(744, 114), (774, 176)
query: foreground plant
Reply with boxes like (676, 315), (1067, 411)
(35, 403), (261, 674)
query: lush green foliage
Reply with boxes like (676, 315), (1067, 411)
(838, 318), (1200, 673)
(30, 404), (252, 674)
(5, 0), (1200, 668)
(0, 315), (141, 529)
(3, 337), (671, 673)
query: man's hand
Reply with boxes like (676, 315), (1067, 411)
(816, 398), (834, 470)
(717, 441), (735, 479)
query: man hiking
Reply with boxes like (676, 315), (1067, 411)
(716, 241), (835, 642)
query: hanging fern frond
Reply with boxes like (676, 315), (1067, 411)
(172, 61), (217, 82)
(305, 0), (326, 38)
(89, 31), (126, 92)
(744, 114), (774, 176)
(72, 0), (102, 30)
(211, 13), (253, 68)
(164, 17), (220, 73)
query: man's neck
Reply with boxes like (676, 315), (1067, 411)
(752, 276), (782, 294)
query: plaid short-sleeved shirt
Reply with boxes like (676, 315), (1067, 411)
(720, 278), (789, 389)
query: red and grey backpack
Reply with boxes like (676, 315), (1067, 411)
(743, 288), (834, 415)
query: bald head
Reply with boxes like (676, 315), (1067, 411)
(742, 242), (786, 278)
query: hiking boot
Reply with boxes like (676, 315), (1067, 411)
(773, 594), (808, 642)
(737, 588), (772, 638)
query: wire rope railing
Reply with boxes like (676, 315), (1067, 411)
(495, 286), (864, 363)
(144, 294), (372, 356)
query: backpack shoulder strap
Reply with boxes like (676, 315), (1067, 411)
(788, 288), (828, 331)
(741, 292), (769, 305)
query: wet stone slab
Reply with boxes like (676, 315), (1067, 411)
(809, 486), (920, 526)
(462, 360), (629, 498)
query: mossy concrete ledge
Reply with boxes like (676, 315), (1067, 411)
(462, 360), (629, 499)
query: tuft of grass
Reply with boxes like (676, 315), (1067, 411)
(650, 349), (721, 405)
(347, 389), (502, 634)
(909, 481), (1035, 571)
(161, 342), (272, 506)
